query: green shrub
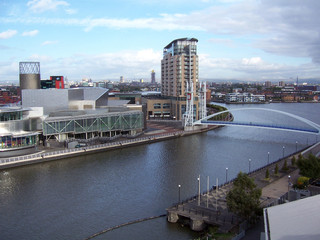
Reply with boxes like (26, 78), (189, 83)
(275, 163), (279, 175)
(281, 159), (289, 172)
(296, 176), (310, 189)
(291, 156), (296, 167)
(265, 168), (270, 179)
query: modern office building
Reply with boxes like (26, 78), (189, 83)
(265, 81), (272, 88)
(226, 92), (266, 103)
(50, 76), (64, 89)
(161, 38), (198, 98)
(22, 88), (109, 114)
(160, 38), (199, 121)
(279, 81), (285, 87)
(43, 109), (143, 143)
(141, 38), (205, 123)
(21, 88), (144, 145)
(19, 62), (41, 90)
(0, 107), (39, 157)
(151, 70), (156, 84)
(41, 76), (65, 89)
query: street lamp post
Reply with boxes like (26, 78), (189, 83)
(197, 175), (200, 206)
(225, 168), (228, 183)
(207, 176), (209, 208)
(282, 146), (285, 158)
(296, 141), (298, 152)
(178, 185), (181, 203)
(216, 178), (218, 210)
(267, 152), (270, 165)
(248, 158), (251, 173)
(288, 175), (291, 192)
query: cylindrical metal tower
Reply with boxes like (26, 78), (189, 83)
(19, 62), (41, 90)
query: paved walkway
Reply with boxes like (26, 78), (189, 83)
(167, 149), (310, 233)
(261, 169), (299, 199)
(242, 168), (300, 240)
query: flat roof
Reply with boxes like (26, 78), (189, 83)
(44, 109), (142, 122)
(164, 38), (198, 49)
(264, 194), (320, 240)
(0, 107), (27, 113)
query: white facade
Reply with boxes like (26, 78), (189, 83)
(226, 93), (265, 103)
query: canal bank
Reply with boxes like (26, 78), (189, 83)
(0, 124), (218, 170)
(166, 142), (320, 233)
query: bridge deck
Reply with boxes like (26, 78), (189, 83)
(200, 120), (319, 133)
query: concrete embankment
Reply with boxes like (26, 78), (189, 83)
(0, 133), (180, 169)
(0, 126), (216, 170)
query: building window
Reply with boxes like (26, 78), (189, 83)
(163, 103), (171, 109)
(153, 103), (161, 109)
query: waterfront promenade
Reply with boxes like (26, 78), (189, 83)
(0, 122), (215, 170)
(166, 142), (320, 233)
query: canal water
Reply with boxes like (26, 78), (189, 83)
(0, 103), (319, 240)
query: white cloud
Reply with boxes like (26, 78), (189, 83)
(0, 29), (17, 39)
(199, 54), (320, 80)
(2, 0), (320, 81)
(82, 15), (204, 32)
(0, 62), (19, 80)
(22, 30), (39, 37)
(2, 0), (319, 65)
(208, 38), (235, 47)
(42, 40), (58, 46)
(27, 0), (69, 13)
(65, 8), (77, 15)
(21, 49), (162, 80)
(8, 0), (318, 66)
(241, 57), (263, 65)
(186, 0), (320, 63)
(0, 14), (203, 32)
(29, 54), (53, 62)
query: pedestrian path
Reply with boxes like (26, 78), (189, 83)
(167, 143), (320, 233)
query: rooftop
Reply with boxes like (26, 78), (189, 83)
(164, 37), (198, 50)
(264, 194), (320, 240)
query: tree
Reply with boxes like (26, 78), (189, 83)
(226, 172), (262, 223)
(291, 156), (296, 167)
(281, 159), (289, 172)
(297, 154), (320, 180)
(296, 176), (310, 189)
(265, 168), (270, 179)
(275, 163), (279, 175)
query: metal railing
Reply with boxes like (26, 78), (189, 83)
(0, 131), (184, 165)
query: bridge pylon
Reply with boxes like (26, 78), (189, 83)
(199, 81), (207, 120)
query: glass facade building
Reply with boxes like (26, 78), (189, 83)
(43, 111), (144, 140)
(0, 107), (38, 156)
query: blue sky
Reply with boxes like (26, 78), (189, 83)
(1, 0), (320, 83)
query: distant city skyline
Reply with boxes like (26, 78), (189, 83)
(1, 0), (320, 82)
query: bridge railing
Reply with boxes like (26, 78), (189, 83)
(197, 107), (320, 134)
(169, 143), (319, 210)
(174, 203), (241, 225)
(200, 120), (319, 133)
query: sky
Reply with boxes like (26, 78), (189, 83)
(1, 0), (320, 83)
